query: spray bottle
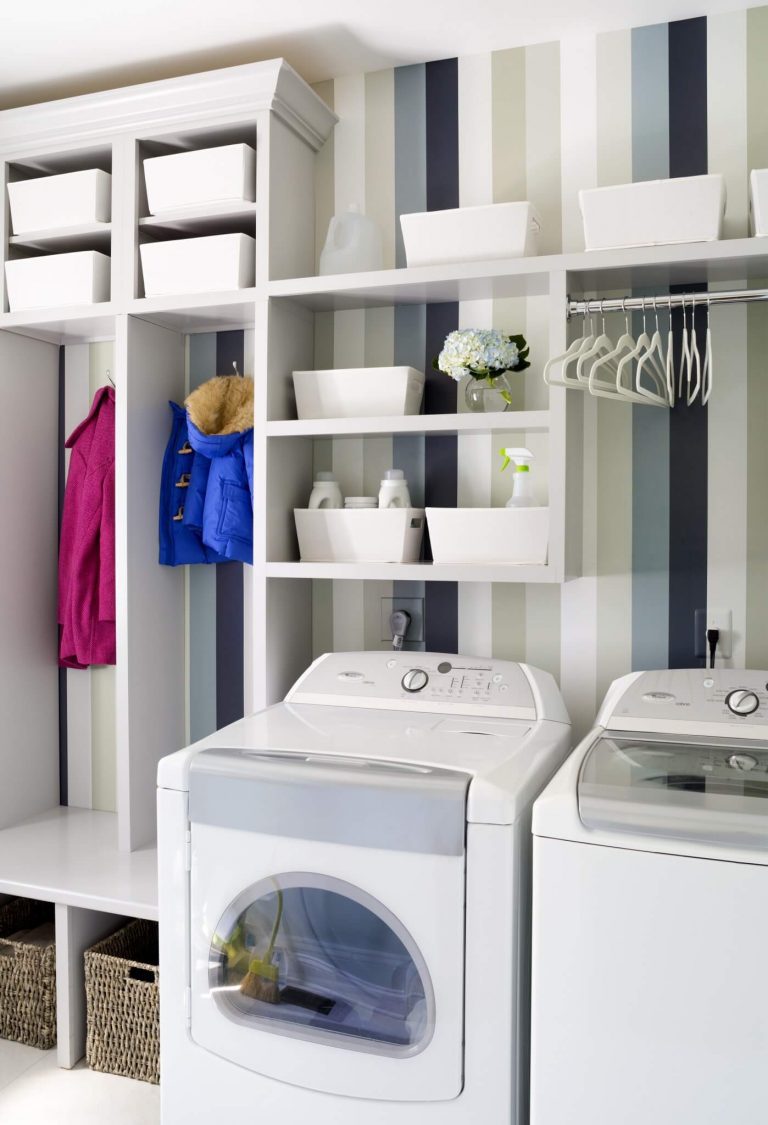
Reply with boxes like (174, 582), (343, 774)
(500, 447), (536, 508)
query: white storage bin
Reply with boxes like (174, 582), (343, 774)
(292, 366), (425, 420)
(399, 201), (540, 267)
(579, 174), (725, 251)
(140, 233), (254, 297)
(294, 508), (425, 563)
(426, 507), (549, 565)
(749, 169), (768, 236)
(5, 251), (110, 311)
(143, 144), (255, 215)
(8, 170), (111, 235)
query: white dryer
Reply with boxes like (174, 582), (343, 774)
(158, 651), (571, 1125)
(531, 668), (768, 1125)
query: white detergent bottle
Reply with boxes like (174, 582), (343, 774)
(319, 204), (384, 275)
(308, 472), (343, 509)
(500, 447), (536, 507)
(378, 469), (411, 508)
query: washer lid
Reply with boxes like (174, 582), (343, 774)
(579, 732), (768, 849)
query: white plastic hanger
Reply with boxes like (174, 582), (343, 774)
(587, 298), (637, 397)
(665, 296), (676, 404)
(701, 295), (714, 405)
(679, 295), (692, 401)
(543, 310), (595, 389)
(634, 297), (672, 406)
(576, 301), (615, 384)
(687, 297), (702, 405)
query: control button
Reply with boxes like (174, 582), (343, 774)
(387, 659), (397, 669)
(725, 689), (760, 717)
(438, 661), (452, 674)
(499, 684), (509, 693)
(492, 673), (503, 684)
(703, 678), (714, 689)
(402, 668), (429, 693)
(642, 692), (676, 703)
(727, 753), (759, 771)
(337, 671), (364, 681)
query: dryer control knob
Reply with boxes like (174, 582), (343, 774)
(727, 753), (759, 771)
(726, 689), (760, 717)
(402, 668), (429, 693)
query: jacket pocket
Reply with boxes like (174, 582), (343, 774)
(217, 481), (252, 544)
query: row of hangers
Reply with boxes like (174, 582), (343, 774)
(544, 295), (713, 408)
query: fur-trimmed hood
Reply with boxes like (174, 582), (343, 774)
(185, 375), (254, 436)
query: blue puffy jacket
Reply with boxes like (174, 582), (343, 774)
(183, 375), (254, 564)
(159, 402), (228, 566)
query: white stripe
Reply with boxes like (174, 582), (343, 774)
(708, 11), (748, 240)
(559, 35), (598, 253)
(458, 53), (493, 207)
(332, 74), (366, 216)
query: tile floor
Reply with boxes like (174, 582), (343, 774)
(0, 1039), (159, 1123)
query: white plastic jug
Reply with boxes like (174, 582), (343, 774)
(378, 469), (411, 509)
(319, 204), (383, 275)
(308, 472), (343, 509)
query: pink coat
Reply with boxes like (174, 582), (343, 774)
(58, 386), (116, 669)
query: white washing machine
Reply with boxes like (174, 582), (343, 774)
(530, 668), (768, 1125)
(158, 651), (571, 1125)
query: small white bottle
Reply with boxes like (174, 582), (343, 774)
(500, 447), (536, 508)
(319, 204), (384, 275)
(378, 469), (411, 509)
(308, 472), (343, 509)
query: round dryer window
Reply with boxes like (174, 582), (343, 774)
(209, 872), (436, 1056)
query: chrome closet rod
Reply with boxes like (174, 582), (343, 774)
(567, 287), (768, 318)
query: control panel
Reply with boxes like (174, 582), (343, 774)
(607, 669), (768, 727)
(286, 651), (550, 719)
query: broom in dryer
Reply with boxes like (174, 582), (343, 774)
(240, 889), (284, 1004)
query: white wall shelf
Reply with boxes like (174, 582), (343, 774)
(139, 200), (257, 237)
(128, 289), (258, 333)
(0, 304), (117, 344)
(9, 222), (111, 253)
(263, 561), (561, 583)
(266, 409), (550, 438)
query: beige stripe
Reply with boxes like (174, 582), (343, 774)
(709, 11), (748, 239)
(596, 30), (632, 188)
(365, 69), (396, 269)
(595, 399), (632, 701)
(491, 584), (526, 661)
(525, 586), (561, 681)
(491, 48), (527, 204)
(312, 580), (334, 658)
(746, 304), (768, 667)
(525, 41), (562, 254)
(313, 80), (335, 273)
(747, 7), (768, 172)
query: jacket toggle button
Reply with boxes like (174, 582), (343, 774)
(172, 506), (185, 521)
(175, 473), (191, 488)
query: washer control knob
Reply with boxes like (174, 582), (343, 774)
(402, 668), (429, 693)
(726, 689), (760, 717)
(727, 753), (759, 771)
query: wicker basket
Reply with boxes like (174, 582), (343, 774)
(85, 919), (160, 1084)
(0, 897), (56, 1049)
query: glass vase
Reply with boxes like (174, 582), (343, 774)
(463, 372), (515, 413)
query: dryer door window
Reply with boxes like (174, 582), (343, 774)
(210, 872), (435, 1057)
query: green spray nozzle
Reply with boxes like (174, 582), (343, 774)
(500, 446), (534, 472)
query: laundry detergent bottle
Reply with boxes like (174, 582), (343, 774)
(500, 447), (536, 507)
(319, 204), (383, 275)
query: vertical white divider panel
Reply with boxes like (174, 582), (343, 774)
(266, 115), (325, 282)
(117, 316), (185, 851)
(63, 344), (93, 810)
(55, 904), (126, 1069)
(546, 271), (576, 581)
(0, 331), (59, 827)
(111, 134), (139, 304)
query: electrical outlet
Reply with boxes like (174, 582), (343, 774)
(694, 608), (733, 661)
(380, 598), (424, 644)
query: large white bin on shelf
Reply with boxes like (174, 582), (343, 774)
(749, 169), (768, 235)
(400, 201), (540, 266)
(294, 508), (425, 563)
(140, 233), (255, 297)
(8, 170), (111, 235)
(143, 144), (256, 214)
(579, 174), (725, 250)
(5, 251), (110, 311)
(292, 366), (425, 420)
(426, 507), (549, 565)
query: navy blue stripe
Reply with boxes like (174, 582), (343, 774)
(215, 330), (245, 728)
(667, 18), (708, 669)
(424, 58), (459, 655)
(57, 346), (67, 805)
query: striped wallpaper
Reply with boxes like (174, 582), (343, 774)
(311, 8), (768, 737)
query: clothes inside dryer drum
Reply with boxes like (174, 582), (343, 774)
(211, 881), (433, 1052)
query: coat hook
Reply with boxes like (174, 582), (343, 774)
(106, 369), (115, 388)
(232, 361), (241, 377)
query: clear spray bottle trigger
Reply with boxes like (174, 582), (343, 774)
(500, 446), (535, 508)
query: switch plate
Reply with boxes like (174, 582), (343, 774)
(694, 608), (733, 661)
(380, 597), (424, 644)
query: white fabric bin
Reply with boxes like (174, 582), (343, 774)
(8, 170), (111, 235)
(579, 174), (725, 250)
(749, 169), (768, 235)
(426, 507), (549, 565)
(143, 144), (255, 214)
(400, 201), (540, 266)
(5, 251), (110, 311)
(292, 367), (425, 420)
(140, 233), (255, 297)
(294, 508), (425, 563)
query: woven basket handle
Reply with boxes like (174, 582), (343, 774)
(0, 940), (19, 958)
(127, 964), (159, 985)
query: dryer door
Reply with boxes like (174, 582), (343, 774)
(187, 749), (468, 1102)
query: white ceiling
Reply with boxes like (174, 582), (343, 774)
(0, 0), (760, 110)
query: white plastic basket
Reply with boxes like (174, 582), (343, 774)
(140, 233), (255, 297)
(579, 174), (725, 251)
(400, 201), (540, 267)
(426, 507), (549, 565)
(292, 367), (425, 420)
(5, 251), (111, 311)
(143, 144), (255, 215)
(294, 508), (425, 563)
(8, 170), (111, 235)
